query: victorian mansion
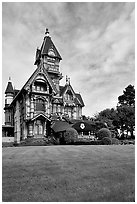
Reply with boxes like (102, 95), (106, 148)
(4, 29), (84, 143)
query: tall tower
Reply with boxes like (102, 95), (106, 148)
(4, 77), (14, 125)
(5, 77), (14, 106)
(34, 28), (63, 94)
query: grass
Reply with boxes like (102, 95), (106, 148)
(2, 145), (135, 202)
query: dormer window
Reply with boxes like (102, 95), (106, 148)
(66, 90), (73, 101)
(34, 81), (47, 92)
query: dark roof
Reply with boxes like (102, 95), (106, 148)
(74, 97), (81, 106)
(41, 36), (62, 60)
(72, 121), (95, 132)
(59, 85), (66, 96)
(75, 93), (85, 107)
(5, 82), (14, 94)
(70, 119), (95, 125)
(51, 121), (72, 133)
(14, 89), (20, 97)
(70, 119), (83, 124)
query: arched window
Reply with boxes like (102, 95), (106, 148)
(66, 90), (73, 101)
(36, 98), (45, 111)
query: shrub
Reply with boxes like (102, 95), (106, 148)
(101, 137), (112, 145)
(97, 128), (111, 140)
(64, 128), (78, 144)
(111, 138), (119, 145)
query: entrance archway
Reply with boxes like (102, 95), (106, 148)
(31, 113), (51, 138)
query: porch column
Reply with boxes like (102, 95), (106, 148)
(14, 101), (21, 143)
(34, 120), (37, 137)
(30, 97), (34, 118)
(44, 121), (47, 136)
(28, 123), (33, 137)
(23, 122), (27, 139)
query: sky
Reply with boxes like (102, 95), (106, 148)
(2, 2), (135, 123)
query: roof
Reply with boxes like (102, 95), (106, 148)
(31, 113), (51, 121)
(59, 85), (84, 107)
(70, 119), (83, 124)
(75, 93), (85, 107)
(14, 89), (20, 97)
(51, 121), (72, 133)
(59, 85), (66, 96)
(5, 82), (14, 94)
(11, 63), (59, 105)
(72, 121), (96, 132)
(41, 36), (62, 60)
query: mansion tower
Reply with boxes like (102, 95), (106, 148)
(4, 29), (84, 143)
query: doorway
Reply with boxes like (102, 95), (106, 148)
(35, 120), (44, 137)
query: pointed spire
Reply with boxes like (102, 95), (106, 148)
(40, 28), (62, 60)
(5, 77), (14, 94)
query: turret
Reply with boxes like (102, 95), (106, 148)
(5, 77), (14, 106)
(34, 28), (63, 94)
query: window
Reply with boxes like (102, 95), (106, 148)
(37, 85), (40, 91)
(34, 82), (47, 92)
(66, 90), (73, 101)
(36, 98), (45, 111)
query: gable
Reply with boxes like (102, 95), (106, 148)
(59, 84), (84, 106)
(60, 84), (76, 98)
(11, 63), (59, 105)
(75, 93), (85, 107)
(24, 65), (58, 94)
(64, 85), (77, 101)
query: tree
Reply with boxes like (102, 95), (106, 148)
(118, 84), (135, 107)
(117, 84), (135, 139)
(117, 105), (135, 139)
(94, 108), (118, 130)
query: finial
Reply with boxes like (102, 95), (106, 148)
(66, 75), (70, 85)
(68, 77), (70, 85)
(45, 28), (49, 37)
(66, 75), (68, 84)
(9, 76), (11, 81)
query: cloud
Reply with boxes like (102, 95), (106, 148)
(2, 2), (135, 122)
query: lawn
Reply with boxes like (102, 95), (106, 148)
(2, 145), (135, 202)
